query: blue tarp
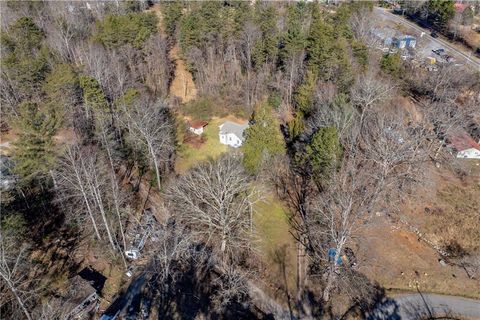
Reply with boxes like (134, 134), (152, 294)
(327, 248), (343, 265)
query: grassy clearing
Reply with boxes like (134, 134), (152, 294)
(175, 118), (228, 173)
(254, 194), (297, 298)
(429, 184), (480, 254)
(175, 115), (247, 173)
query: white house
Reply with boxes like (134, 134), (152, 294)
(448, 130), (480, 159)
(188, 120), (208, 135)
(457, 148), (480, 159)
(219, 121), (249, 148)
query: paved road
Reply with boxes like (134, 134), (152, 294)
(395, 293), (480, 319)
(369, 292), (480, 319)
(374, 7), (480, 70)
(100, 274), (148, 320)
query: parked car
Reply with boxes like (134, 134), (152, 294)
(444, 55), (454, 62)
(431, 31), (439, 38)
(432, 48), (445, 56)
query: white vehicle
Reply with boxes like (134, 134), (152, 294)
(124, 212), (156, 260)
(125, 265), (136, 277)
(125, 249), (139, 260)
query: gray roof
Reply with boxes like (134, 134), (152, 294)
(372, 27), (397, 40)
(219, 121), (249, 141)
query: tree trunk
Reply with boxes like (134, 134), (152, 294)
(149, 143), (162, 190)
(101, 128), (127, 253)
(0, 275), (32, 320)
(73, 159), (101, 240)
(322, 265), (337, 302)
(87, 167), (116, 251)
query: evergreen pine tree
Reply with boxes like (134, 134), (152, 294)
(294, 70), (317, 114)
(301, 126), (343, 186)
(79, 76), (109, 112)
(12, 102), (57, 186)
(1, 17), (50, 99)
(242, 102), (285, 173)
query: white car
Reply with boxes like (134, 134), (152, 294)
(125, 249), (139, 260)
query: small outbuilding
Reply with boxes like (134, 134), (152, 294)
(448, 130), (480, 159)
(219, 121), (249, 148)
(188, 120), (208, 135)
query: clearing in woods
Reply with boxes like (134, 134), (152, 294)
(175, 116), (247, 173)
(254, 195), (298, 306)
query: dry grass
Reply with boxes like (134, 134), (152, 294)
(169, 45), (197, 103)
(427, 184), (480, 254)
(147, 3), (197, 103)
(254, 194), (298, 301)
(175, 118), (228, 173)
(358, 218), (480, 299)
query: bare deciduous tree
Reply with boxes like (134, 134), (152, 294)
(241, 22), (261, 110)
(211, 265), (249, 311)
(421, 99), (476, 159)
(121, 99), (174, 190)
(153, 229), (191, 281)
(349, 5), (376, 45)
(0, 232), (36, 320)
(75, 43), (132, 101)
(54, 144), (128, 266)
(287, 106), (428, 302)
(43, 2), (92, 62)
(165, 155), (257, 265)
(351, 72), (396, 116)
(140, 34), (171, 98)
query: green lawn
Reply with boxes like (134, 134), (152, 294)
(254, 196), (291, 252)
(254, 194), (297, 296)
(175, 118), (228, 173)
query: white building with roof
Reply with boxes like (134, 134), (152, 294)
(219, 121), (249, 148)
(448, 129), (480, 159)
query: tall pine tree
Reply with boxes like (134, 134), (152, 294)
(308, 127), (343, 179)
(242, 101), (285, 173)
(12, 102), (57, 186)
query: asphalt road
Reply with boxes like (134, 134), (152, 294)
(374, 7), (480, 70)
(100, 274), (148, 320)
(395, 293), (480, 319)
(369, 292), (480, 320)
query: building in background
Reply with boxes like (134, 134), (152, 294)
(448, 130), (480, 159)
(188, 120), (208, 135)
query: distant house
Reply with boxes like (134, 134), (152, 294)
(454, 2), (475, 25)
(404, 36), (416, 48)
(393, 37), (407, 49)
(454, 2), (475, 15)
(372, 27), (397, 47)
(372, 27), (416, 51)
(219, 121), (249, 148)
(393, 35), (416, 49)
(188, 120), (208, 135)
(448, 130), (480, 159)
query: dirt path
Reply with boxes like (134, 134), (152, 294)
(168, 45), (197, 103)
(148, 4), (197, 103)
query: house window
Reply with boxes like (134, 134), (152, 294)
(229, 136), (232, 141)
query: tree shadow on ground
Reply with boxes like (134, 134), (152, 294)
(339, 285), (401, 320)
(118, 245), (272, 320)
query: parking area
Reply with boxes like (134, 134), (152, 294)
(373, 7), (480, 70)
